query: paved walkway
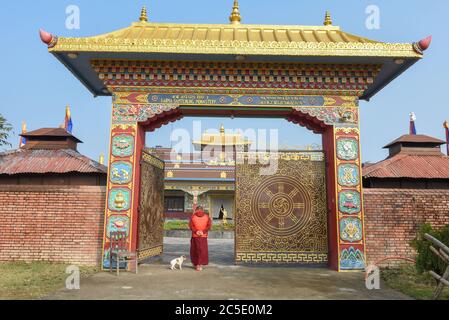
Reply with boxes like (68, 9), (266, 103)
(47, 238), (410, 300)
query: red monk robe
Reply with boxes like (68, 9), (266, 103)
(189, 207), (212, 271)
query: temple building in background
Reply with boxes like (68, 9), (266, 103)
(151, 125), (252, 220)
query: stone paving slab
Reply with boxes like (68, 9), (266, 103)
(46, 238), (411, 300)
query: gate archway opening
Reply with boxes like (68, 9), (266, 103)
(143, 113), (327, 267)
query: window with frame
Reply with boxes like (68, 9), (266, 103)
(164, 196), (185, 212)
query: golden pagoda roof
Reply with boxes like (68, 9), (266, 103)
(42, 6), (430, 98)
(49, 18), (421, 58)
(193, 125), (252, 147)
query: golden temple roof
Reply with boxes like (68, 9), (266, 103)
(193, 125), (252, 148)
(48, 8), (421, 58)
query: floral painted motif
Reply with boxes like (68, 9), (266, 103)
(107, 215), (130, 237)
(108, 188), (131, 212)
(110, 162), (133, 184)
(338, 164), (360, 187)
(112, 134), (134, 157)
(340, 247), (365, 270)
(340, 218), (363, 242)
(337, 138), (359, 161)
(339, 191), (361, 214)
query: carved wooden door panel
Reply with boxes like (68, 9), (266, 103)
(138, 149), (165, 261)
(235, 151), (328, 265)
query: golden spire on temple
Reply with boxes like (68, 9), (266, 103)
(220, 124), (225, 134)
(444, 120), (449, 129)
(229, 0), (242, 25)
(99, 152), (105, 165)
(324, 11), (332, 26)
(139, 6), (148, 22)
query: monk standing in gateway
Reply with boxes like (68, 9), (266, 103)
(189, 206), (212, 271)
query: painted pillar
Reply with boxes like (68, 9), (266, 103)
(101, 92), (180, 269)
(101, 120), (144, 269)
(295, 95), (366, 271)
(329, 111), (367, 271)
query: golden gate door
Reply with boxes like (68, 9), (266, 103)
(235, 151), (328, 265)
(138, 149), (165, 261)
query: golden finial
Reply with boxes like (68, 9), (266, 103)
(21, 121), (27, 134)
(99, 153), (105, 165)
(139, 6), (148, 22)
(324, 11), (332, 26)
(229, 0), (242, 25)
(220, 124), (225, 134)
(444, 120), (449, 129)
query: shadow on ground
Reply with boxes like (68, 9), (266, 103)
(47, 238), (411, 300)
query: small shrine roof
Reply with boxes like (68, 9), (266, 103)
(363, 154), (449, 179)
(383, 134), (446, 148)
(21, 128), (82, 143)
(0, 149), (107, 175)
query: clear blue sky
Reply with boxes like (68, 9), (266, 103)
(0, 0), (447, 162)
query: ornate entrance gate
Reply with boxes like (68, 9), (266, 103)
(44, 4), (426, 271)
(235, 152), (328, 264)
(137, 149), (165, 261)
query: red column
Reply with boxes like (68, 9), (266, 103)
(101, 122), (144, 270)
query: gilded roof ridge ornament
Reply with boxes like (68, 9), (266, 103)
(229, 0), (242, 25)
(324, 11), (332, 26)
(139, 6), (148, 22)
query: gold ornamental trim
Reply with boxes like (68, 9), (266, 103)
(142, 152), (165, 170)
(51, 38), (420, 58)
(138, 246), (163, 261)
(236, 151), (325, 162)
(236, 252), (328, 264)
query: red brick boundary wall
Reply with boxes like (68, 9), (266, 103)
(1, 186), (448, 268)
(364, 189), (449, 265)
(0, 185), (105, 266)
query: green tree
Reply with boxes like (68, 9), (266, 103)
(0, 113), (13, 149)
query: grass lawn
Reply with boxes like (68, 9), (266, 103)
(0, 262), (98, 300)
(165, 219), (235, 231)
(381, 264), (449, 300)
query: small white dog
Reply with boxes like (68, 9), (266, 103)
(170, 255), (186, 271)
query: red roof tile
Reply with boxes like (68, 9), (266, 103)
(0, 149), (107, 175)
(363, 154), (449, 179)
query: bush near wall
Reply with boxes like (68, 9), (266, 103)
(411, 224), (449, 275)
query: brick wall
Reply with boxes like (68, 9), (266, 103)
(364, 189), (449, 265)
(2, 185), (448, 268)
(0, 185), (106, 266)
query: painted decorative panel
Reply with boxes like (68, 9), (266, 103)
(107, 215), (130, 238)
(340, 218), (363, 242)
(112, 134), (134, 157)
(108, 188), (131, 212)
(338, 164), (360, 187)
(110, 162), (133, 184)
(337, 138), (359, 161)
(338, 191), (361, 215)
(340, 247), (365, 270)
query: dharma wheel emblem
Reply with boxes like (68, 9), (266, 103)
(252, 176), (312, 236)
